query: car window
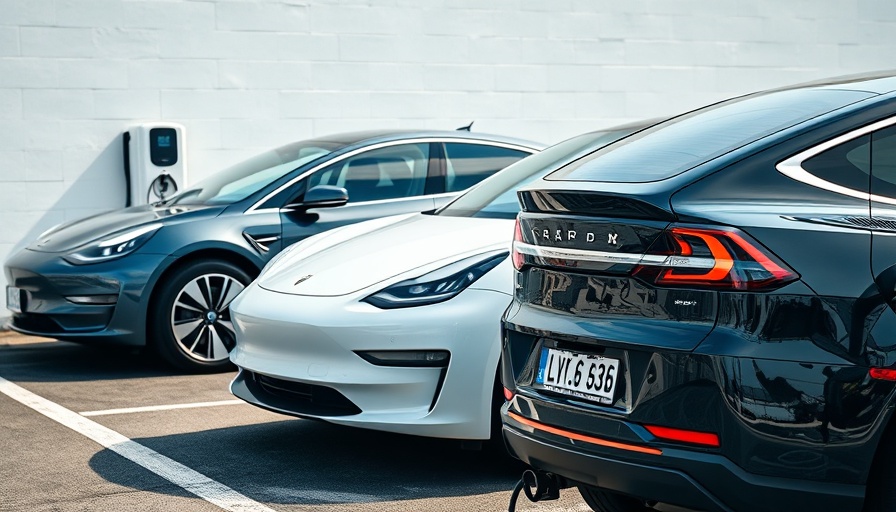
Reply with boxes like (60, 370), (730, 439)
(443, 143), (532, 193)
(872, 125), (896, 199)
(802, 134), (871, 193)
(308, 143), (430, 203)
(437, 129), (638, 219)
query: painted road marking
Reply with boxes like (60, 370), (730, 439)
(80, 399), (245, 417)
(0, 376), (277, 512)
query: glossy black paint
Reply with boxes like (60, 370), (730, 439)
(501, 73), (896, 512)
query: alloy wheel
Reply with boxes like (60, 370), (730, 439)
(169, 273), (245, 362)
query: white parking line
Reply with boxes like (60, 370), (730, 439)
(80, 399), (245, 417)
(0, 376), (277, 512)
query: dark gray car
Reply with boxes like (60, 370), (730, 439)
(5, 130), (541, 372)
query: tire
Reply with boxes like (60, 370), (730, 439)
(578, 485), (653, 512)
(150, 260), (252, 373)
(865, 431), (896, 511)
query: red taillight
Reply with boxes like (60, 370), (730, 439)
(633, 226), (797, 291)
(503, 387), (514, 401)
(512, 217), (524, 271)
(870, 368), (896, 381)
(643, 424), (720, 447)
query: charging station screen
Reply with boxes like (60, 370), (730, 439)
(150, 128), (178, 167)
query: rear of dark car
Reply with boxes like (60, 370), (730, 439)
(501, 73), (896, 512)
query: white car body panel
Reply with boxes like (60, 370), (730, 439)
(258, 214), (514, 296)
(229, 214), (514, 440)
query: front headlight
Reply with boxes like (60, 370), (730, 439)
(64, 223), (163, 265)
(364, 250), (508, 309)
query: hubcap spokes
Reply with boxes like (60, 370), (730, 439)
(170, 273), (245, 362)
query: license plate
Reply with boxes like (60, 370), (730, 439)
(536, 347), (620, 404)
(6, 286), (22, 314)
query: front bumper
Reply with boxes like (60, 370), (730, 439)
(229, 282), (510, 440)
(4, 248), (171, 346)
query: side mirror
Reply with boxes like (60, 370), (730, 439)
(285, 185), (349, 211)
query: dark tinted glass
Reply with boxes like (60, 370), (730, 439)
(872, 125), (896, 199)
(551, 89), (873, 183)
(444, 144), (531, 192)
(803, 134), (871, 192)
(437, 129), (638, 219)
(309, 143), (430, 203)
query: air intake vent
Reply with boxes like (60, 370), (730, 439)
(243, 232), (280, 253)
(252, 373), (361, 416)
(842, 216), (875, 228)
(790, 216), (896, 233)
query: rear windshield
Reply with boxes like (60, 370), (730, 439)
(549, 88), (875, 183)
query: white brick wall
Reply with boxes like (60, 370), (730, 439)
(2, 0), (896, 318)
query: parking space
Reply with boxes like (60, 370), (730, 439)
(0, 332), (589, 512)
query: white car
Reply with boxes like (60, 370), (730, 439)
(228, 121), (651, 441)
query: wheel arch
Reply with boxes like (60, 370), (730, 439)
(144, 248), (262, 349)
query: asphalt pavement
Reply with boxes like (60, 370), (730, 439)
(0, 331), (590, 512)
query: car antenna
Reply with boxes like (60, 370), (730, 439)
(456, 121), (474, 131)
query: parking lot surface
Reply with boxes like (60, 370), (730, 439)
(0, 331), (589, 511)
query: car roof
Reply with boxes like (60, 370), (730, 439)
(311, 129), (546, 150)
(539, 72), (896, 187)
(763, 69), (896, 95)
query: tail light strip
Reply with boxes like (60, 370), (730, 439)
(512, 217), (798, 291)
(506, 411), (663, 456)
(513, 241), (732, 272)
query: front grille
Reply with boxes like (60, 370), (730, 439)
(12, 313), (66, 334)
(251, 372), (361, 416)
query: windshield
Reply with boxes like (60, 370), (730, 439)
(169, 140), (344, 205)
(436, 128), (641, 219)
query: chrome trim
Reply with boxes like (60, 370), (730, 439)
(243, 233), (279, 254)
(776, 116), (896, 206)
(513, 242), (721, 270)
(246, 138), (538, 214)
(514, 242), (660, 266)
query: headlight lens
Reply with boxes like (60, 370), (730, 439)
(364, 250), (508, 309)
(64, 223), (163, 265)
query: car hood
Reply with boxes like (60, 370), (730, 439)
(258, 214), (514, 297)
(28, 204), (218, 252)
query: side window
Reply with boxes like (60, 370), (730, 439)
(443, 143), (531, 193)
(802, 134), (871, 193)
(308, 143), (429, 203)
(872, 125), (896, 199)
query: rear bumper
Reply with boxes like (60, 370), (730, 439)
(502, 412), (865, 512)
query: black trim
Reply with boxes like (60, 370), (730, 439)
(502, 424), (864, 512)
(424, 142), (446, 195)
(122, 131), (131, 207)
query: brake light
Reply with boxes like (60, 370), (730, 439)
(512, 217), (524, 271)
(870, 368), (896, 381)
(503, 387), (514, 400)
(633, 226), (797, 291)
(643, 424), (720, 447)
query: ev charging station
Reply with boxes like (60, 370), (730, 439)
(123, 122), (188, 206)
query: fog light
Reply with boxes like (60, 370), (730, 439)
(355, 350), (450, 368)
(65, 294), (118, 305)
